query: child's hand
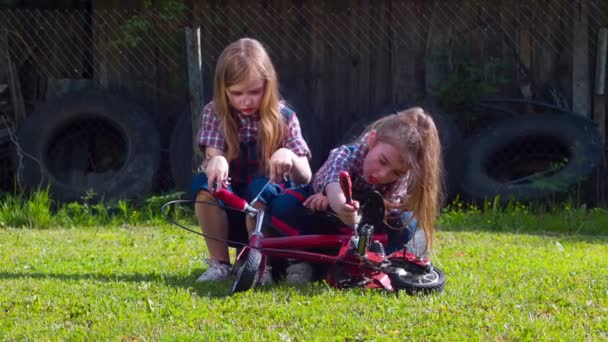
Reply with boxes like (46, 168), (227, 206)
(335, 200), (360, 226)
(303, 193), (329, 212)
(324, 182), (361, 225)
(269, 148), (295, 183)
(205, 155), (229, 192)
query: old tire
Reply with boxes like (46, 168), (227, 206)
(15, 90), (160, 202)
(461, 113), (602, 202)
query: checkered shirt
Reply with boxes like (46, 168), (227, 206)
(313, 133), (409, 204)
(197, 101), (311, 158)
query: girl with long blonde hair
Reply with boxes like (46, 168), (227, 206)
(193, 38), (312, 284)
(268, 107), (443, 285)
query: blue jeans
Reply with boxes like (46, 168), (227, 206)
(190, 173), (288, 245)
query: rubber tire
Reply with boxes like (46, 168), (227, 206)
(461, 113), (603, 202)
(15, 90), (160, 202)
(231, 248), (262, 294)
(387, 260), (446, 295)
(340, 102), (464, 201)
(169, 110), (194, 193)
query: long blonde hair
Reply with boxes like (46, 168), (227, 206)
(213, 38), (286, 171)
(365, 108), (444, 251)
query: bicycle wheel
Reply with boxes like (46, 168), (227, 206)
(231, 248), (262, 294)
(387, 259), (446, 295)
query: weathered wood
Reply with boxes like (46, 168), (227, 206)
(0, 128), (9, 142)
(0, 16), (9, 91)
(572, 0), (591, 117)
(593, 27), (607, 142)
(310, 2), (325, 122)
(185, 27), (204, 163)
(424, 1), (450, 99)
(357, 0), (370, 122)
(595, 28), (608, 95)
(7, 52), (26, 123)
(390, 1), (419, 106)
(371, 0), (389, 111)
(536, 0), (558, 88)
(519, 28), (533, 113)
(0, 23), (26, 123)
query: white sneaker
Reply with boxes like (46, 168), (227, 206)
(195, 259), (232, 283)
(257, 265), (274, 286)
(285, 262), (313, 286)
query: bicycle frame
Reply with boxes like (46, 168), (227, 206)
(213, 186), (428, 292)
(164, 172), (445, 294)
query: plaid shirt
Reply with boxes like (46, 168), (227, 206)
(313, 133), (409, 205)
(197, 101), (311, 160)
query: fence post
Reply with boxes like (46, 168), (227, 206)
(185, 27), (204, 168)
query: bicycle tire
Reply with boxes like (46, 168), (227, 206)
(387, 259), (446, 295)
(231, 248), (262, 294)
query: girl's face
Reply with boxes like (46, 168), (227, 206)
(226, 75), (265, 116)
(362, 131), (409, 185)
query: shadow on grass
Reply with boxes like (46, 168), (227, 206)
(0, 269), (236, 298)
(438, 224), (608, 244)
(0, 269), (408, 298)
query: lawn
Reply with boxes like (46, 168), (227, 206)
(1, 213), (607, 340)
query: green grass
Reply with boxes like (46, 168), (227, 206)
(1, 223), (607, 339)
(0, 190), (195, 229)
(0, 191), (607, 339)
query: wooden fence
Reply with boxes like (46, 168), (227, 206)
(2, 0), (607, 171)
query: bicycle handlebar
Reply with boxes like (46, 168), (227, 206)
(213, 188), (258, 214)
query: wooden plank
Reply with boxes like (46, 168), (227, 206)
(7, 54), (25, 122)
(371, 0), (389, 110)
(2, 23), (26, 123)
(0, 16), (8, 86)
(535, 0), (558, 88)
(572, 0), (591, 117)
(519, 28), (533, 113)
(389, 0), (423, 105)
(593, 27), (607, 142)
(330, 0), (350, 140)
(595, 28), (608, 95)
(185, 27), (204, 163)
(357, 0), (370, 121)
(310, 0), (326, 166)
(347, 0), (360, 117)
(424, 1), (446, 98)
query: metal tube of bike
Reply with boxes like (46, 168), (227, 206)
(251, 209), (265, 237)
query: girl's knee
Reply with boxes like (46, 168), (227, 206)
(196, 190), (214, 201)
(195, 190), (219, 211)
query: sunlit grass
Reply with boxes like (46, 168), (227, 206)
(0, 191), (606, 339)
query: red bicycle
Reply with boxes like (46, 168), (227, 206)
(163, 172), (445, 295)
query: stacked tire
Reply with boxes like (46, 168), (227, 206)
(15, 90), (161, 202)
(459, 113), (603, 202)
